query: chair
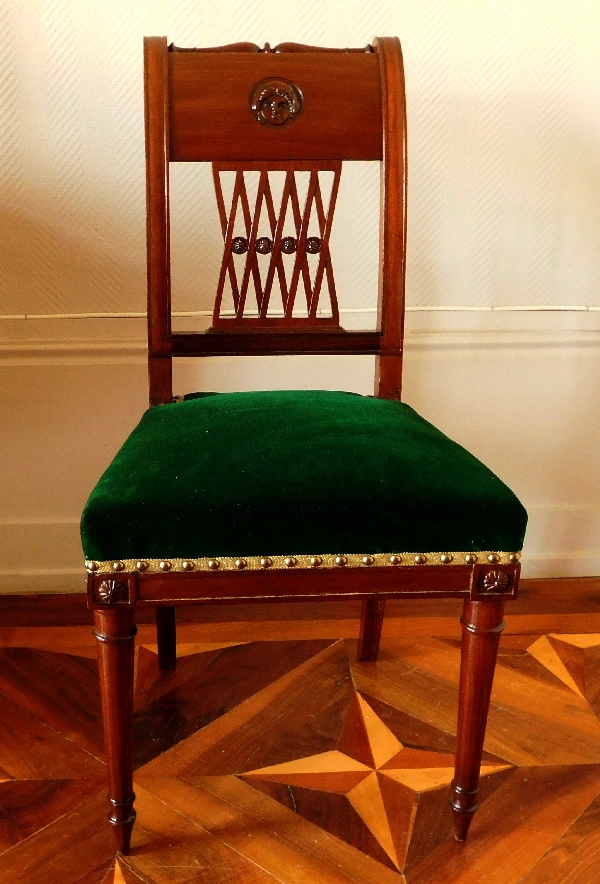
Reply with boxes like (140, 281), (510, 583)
(82, 36), (527, 856)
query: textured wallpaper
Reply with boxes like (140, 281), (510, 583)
(1, 0), (599, 320)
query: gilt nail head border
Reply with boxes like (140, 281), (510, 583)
(86, 551), (521, 575)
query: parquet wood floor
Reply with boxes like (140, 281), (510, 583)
(1, 579), (600, 882)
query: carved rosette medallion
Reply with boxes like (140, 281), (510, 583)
(95, 579), (129, 605)
(250, 78), (303, 127)
(478, 569), (511, 595)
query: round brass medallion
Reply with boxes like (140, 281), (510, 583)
(250, 77), (303, 127)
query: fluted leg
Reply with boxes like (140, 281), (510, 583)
(94, 607), (137, 854)
(450, 598), (505, 842)
(357, 597), (386, 662)
(156, 605), (177, 669)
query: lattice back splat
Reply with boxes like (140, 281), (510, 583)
(212, 161), (342, 328)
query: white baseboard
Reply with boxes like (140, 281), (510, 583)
(520, 554), (600, 579)
(0, 521), (86, 594)
(0, 510), (597, 594)
(0, 571), (85, 595)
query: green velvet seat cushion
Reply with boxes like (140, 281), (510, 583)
(81, 390), (527, 561)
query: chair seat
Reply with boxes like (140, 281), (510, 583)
(81, 390), (527, 567)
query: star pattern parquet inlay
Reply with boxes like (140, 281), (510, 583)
(241, 692), (509, 869)
(1, 623), (600, 883)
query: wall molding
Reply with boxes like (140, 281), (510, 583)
(1, 506), (598, 594)
(2, 327), (600, 365)
(3, 307), (600, 361)
(2, 306), (600, 322)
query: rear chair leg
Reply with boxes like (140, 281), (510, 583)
(450, 598), (505, 842)
(357, 597), (386, 662)
(94, 607), (137, 854)
(156, 606), (177, 669)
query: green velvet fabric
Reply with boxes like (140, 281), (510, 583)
(81, 390), (527, 560)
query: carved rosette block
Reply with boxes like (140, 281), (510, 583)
(470, 563), (518, 601)
(95, 579), (130, 605)
(478, 569), (511, 594)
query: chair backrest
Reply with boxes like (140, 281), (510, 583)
(144, 37), (407, 405)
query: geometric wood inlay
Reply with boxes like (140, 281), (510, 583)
(113, 859), (128, 884)
(241, 689), (510, 872)
(527, 635), (585, 698)
(347, 771), (398, 867)
(3, 614), (600, 884)
(548, 634), (600, 648)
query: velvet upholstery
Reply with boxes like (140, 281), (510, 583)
(81, 390), (527, 562)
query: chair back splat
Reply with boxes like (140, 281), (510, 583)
(143, 37), (407, 404)
(83, 36), (527, 858)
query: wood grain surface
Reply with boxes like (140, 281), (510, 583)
(168, 51), (383, 162)
(1, 580), (600, 881)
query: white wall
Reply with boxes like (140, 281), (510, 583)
(1, 1), (600, 591)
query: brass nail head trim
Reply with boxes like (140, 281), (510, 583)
(87, 550), (521, 574)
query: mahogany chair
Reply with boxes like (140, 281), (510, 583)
(81, 36), (527, 856)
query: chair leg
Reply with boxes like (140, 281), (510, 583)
(156, 605), (177, 669)
(94, 607), (137, 855)
(450, 598), (505, 842)
(357, 597), (386, 662)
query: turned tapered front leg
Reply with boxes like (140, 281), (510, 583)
(450, 598), (505, 842)
(357, 597), (386, 662)
(94, 607), (137, 854)
(156, 606), (177, 669)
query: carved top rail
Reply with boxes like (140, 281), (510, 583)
(168, 50), (382, 161)
(170, 42), (374, 54)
